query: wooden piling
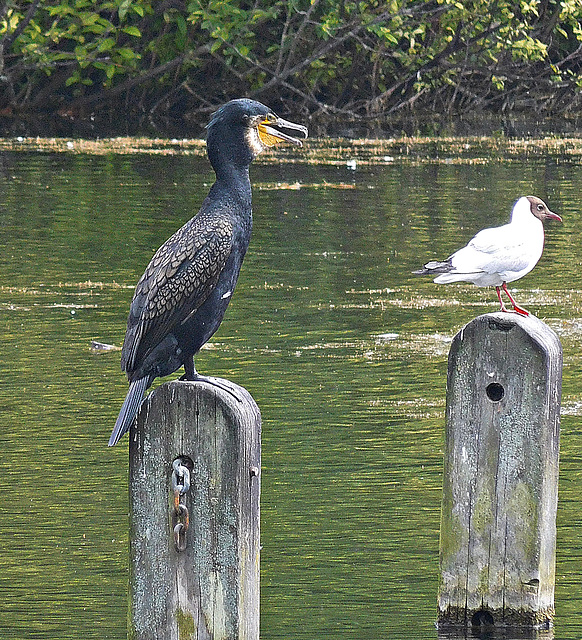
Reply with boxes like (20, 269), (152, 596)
(438, 312), (561, 630)
(128, 378), (261, 640)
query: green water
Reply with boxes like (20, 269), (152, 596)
(0, 148), (580, 639)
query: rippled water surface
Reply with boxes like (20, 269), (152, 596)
(0, 147), (581, 639)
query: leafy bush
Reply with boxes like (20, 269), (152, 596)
(1, 0), (582, 134)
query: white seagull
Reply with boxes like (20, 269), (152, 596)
(414, 196), (562, 316)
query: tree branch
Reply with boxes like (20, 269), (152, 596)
(69, 44), (211, 110)
(1, 0), (41, 50)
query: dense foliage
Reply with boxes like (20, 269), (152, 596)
(1, 0), (582, 135)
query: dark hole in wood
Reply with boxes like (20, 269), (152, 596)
(486, 382), (504, 402)
(176, 455), (194, 472)
(471, 610), (495, 626)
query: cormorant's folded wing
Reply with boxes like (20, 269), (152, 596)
(121, 216), (233, 373)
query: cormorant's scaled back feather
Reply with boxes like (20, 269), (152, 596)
(121, 212), (233, 373)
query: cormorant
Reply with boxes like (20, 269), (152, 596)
(108, 98), (307, 446)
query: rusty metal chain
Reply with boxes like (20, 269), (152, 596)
(171, 457), (191, 552)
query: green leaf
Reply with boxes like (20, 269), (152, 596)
(123, 26), (142, 37)
(119, 0), (132, 20)
(117, 47), (140, 60)
(98, 37), (116, 52)
(176, 15), (187, 35)
(65, 72), (81, 87)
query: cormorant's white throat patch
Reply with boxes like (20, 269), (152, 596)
(246, 126), (265, 156)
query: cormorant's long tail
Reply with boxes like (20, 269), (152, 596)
(108, 376), (151, 446)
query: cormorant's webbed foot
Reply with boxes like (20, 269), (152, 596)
(179, 370), (243, 403)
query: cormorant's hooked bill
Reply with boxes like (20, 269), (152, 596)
(257, 114), (308, 147)
(108, 98), (307, 446)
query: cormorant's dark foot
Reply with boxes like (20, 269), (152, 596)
(179, 373), (243, 403)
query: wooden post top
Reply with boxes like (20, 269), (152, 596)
(439, 312), (562, 630)
(129, 378), (261, 640)
(449, 311), (562, 364)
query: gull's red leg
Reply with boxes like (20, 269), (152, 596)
(502, 282), (529, 316)
(496, 286), (510, 312)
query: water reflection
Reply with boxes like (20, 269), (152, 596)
(437, 627), (554, 640)
(0, 149), (580, 639)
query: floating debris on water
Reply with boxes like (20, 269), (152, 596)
(256, 181), (356, 190)
(0, 302), (31, 311)
(90, 340), (121, 353)
(6, 135), (582, 166)
(375, 333), (399, 342)
(47, 303), (98, 309)
(560, 399), (582, 416)
(369, 396), (445, 419)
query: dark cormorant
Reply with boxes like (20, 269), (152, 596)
(108, 99), (307, 446)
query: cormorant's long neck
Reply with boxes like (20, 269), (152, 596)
(213, 163), (252, 206)
(214, 161), (250, 184)
(206, 136), (252, 206)
(206, 130), (255, 209)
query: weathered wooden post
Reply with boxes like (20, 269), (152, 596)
(438, 312), (561, 630)
(128, 378), (261, 640)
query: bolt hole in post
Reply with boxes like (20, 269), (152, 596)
(486, 382), (505, 402)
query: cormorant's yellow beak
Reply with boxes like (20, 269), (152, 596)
(257, 115), (308, 147)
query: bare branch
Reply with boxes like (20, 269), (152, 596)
(69, 44), (211, 110)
